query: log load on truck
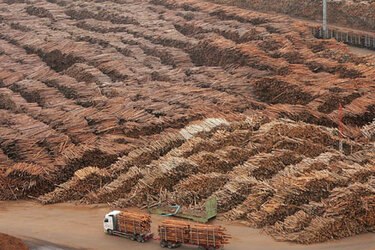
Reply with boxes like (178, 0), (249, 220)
(103, 211), (231, 249)
(103, 210), (153, 242)
(159, 219), (231, 249)
(158, 219), (190, 248)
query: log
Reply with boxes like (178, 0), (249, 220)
(117, 211), (151, 234)
(158, 220), (190, 243)
(190, 223), (231, 247)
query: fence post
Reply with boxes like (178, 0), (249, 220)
(323, 0), (327, 38)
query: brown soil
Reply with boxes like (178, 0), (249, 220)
(0, 233), (29, 250)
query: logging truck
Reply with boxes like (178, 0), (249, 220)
(103, 210), (154, 242)
(104, 210), (230, 249)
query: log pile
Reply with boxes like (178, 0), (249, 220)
(190, 223), (231, 247)
(209, 0), (375, 31)
(158, 220), (190, 243)
(158, 220), (231, 247)
(26, 6), (54, 20)
(83, 166), (142, 203)
(117, 211), (151, 234)
(252, 77), (314, 105)
(266, 178), (375, 244)
(172, 173), (228, 205)
(361, 119), (375, 141)
(141, 157), (199, 193)
(209, 175), (259, 213)
(242, 150), (303, 180)
(38, 167), (111, 204)
(2, 163), (53, 199)
(1, 0), (375, 245)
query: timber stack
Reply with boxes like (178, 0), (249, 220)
(190, 224), (231, 247)
(158, 220), (190, 243)
(158, 219), (231, 247)
(117, 211), (152, 235)
(1, 0), (375, 245)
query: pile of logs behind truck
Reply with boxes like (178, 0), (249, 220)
(103, 210), (231, 249)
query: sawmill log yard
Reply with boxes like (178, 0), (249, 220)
(0, 0), (375, 249)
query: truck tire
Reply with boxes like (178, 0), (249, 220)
(107, 229), (113, 235)
(137, 235), (145, 243)
(160, 240), (167, 248)
(130, 235), (136, 241)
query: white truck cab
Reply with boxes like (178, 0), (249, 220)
(103, 210), (153, 242)
(103, 210), (121, 233)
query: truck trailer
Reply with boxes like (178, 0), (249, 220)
(103, 210), (153, 242)
(103, 210), (231, 249)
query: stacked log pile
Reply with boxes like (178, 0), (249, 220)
(38, 167), (111, 204)
(361, 119), (375, 141)
(158, 220), (231, 247)
(117, 211), (152, 234)
(124, 157), (199, 206)
(247, 170), (345, 228)
(266, 177), (375, 243)
(172, 173), (228, 205)
(83, 166), (142, 204)
(190, 223), (231, 247)
(240, 151), (303, 180)
(158, 220), (190, 243)
(1, 0), (375, 244)
(1, 163), (53, 199)
(209, 0), (375, 31)
(208, 175), (260, 213)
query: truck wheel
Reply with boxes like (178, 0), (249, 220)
(130, 235), (136, 241)
(167, 242), (173, 249)
(160, 240), (167, 248)
(107, 229), (113, 235)
(137, 235), (145, 243)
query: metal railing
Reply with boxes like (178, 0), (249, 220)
(310, 26), (375, 50)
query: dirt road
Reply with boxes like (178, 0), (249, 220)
(0, 201), (374, 250)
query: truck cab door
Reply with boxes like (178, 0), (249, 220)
(103, 216), (114, 232)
